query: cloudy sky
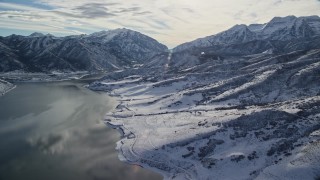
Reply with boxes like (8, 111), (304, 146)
(0, 0), (319, 48)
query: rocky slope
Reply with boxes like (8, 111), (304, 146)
(0, 28), (168, 73)
(89, 15), (320, 180)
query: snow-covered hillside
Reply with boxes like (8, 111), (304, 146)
(0, 28), (168, 72)
(89, 49), (320, 180)
(89, 15), (320, 180)
(174, 15), (320, 52)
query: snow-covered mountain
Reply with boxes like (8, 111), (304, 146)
(169, 15), (320, 72)
(88, 15), (320, 180)
(0, 28), (168, 72)
(174, 15), (320, 52)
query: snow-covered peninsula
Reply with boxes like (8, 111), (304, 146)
(0, 79), (15, 96)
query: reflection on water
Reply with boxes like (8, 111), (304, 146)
(0, 82), (162, 180)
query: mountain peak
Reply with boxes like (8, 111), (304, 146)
(45, 33), (55, 37)
(88, 30), (108, 37)
(261, 15), (317, 40)
(113, 28), (132, 32)
(269, 15), (297, 23)
(263, 15), (297, 33)
(230, 24), (248, 30)
(29, 32), (45, 37)
(89, 28), (135, 37)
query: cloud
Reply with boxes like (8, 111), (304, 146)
(182, 8), (195, 13)
(0, 2), (44, 11)
(116, 7), (141, 13)
(151, 19), (171, 29)
(73, 3), (116, 18)
(0, 0), (319, 48)
(132, 11), (152, 16)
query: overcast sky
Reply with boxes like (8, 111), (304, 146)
(0, 0), (319, 48)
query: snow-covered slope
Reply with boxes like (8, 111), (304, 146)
(0, 41), (24, 72)
(88, 15), (320, 180)
(90, 48), (320, 180)
(174, 15), (320, 52)
(0, 29), (168, 72)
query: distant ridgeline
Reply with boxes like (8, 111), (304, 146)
(0, 28), (168, 73)
(1, 16), (320, 74)
(169, 15), (320, 71)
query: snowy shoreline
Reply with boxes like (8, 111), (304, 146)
(0, 71), (90, 83)
(0, 79), (16, 96)
(104, 96), (168, 180)
(89, 69), (320, 180)
(0, 71), (95, 96)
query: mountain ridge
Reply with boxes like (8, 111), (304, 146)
(1, 15), (320, 75)
(173, 15), (320, 52)
(0, 28), (168, 72)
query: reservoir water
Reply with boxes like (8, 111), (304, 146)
(0, 81), (162, 180)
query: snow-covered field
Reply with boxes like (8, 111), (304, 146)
(0, 79), (15, 96)
(89, 49), (320, 180)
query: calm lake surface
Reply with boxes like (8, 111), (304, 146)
(0, 81), (162, 180)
